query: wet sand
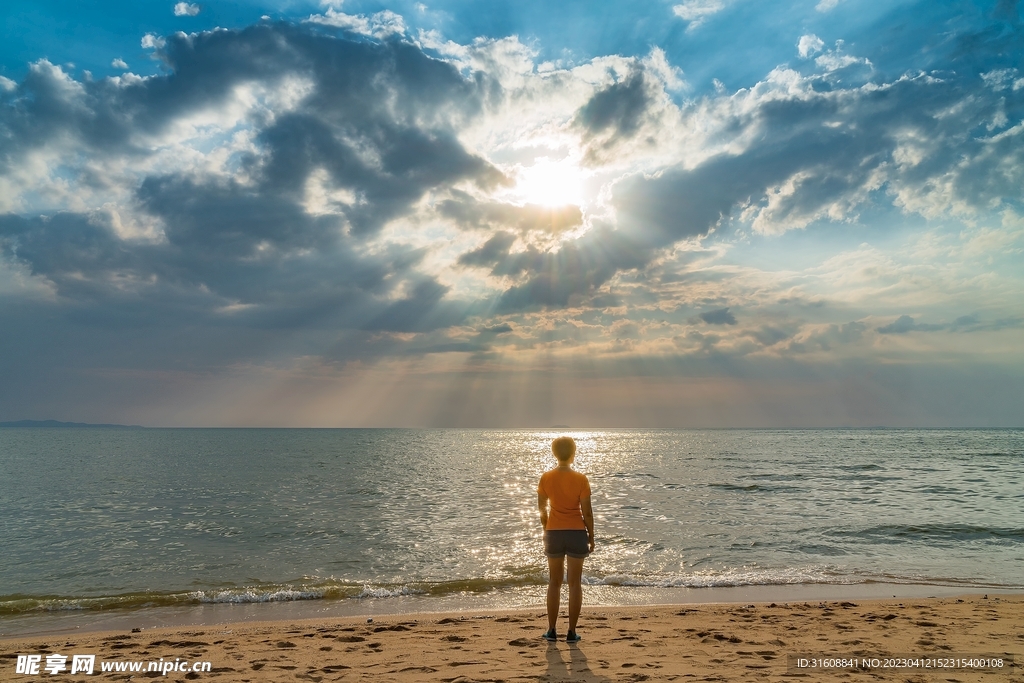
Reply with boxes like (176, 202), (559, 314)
(2, 593), (1021, 681)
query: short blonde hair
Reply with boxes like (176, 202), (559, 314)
(551, 436), (576, 462)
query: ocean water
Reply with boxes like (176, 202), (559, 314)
(1, 428), (1021, 622)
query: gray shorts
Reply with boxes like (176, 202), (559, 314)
(544, 529), (590, 559)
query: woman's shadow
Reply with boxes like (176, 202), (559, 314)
(545, 641), (612, 682)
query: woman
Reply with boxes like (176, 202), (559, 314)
(537, 436), (595, 643)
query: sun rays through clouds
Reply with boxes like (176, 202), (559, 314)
(0, 1), (1022, 426)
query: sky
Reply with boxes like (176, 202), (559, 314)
(0, 0), (1022, 427)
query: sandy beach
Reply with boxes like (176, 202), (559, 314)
(2, 594), (1020, 681)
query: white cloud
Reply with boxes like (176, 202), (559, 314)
(813, 42), (871, 72)
(797, 34), (825, 59)
(815, 0), (841, 11)
(643, 47), (686, 91)
(173, 2), (200, 17)
(308, 7), (406, 38)
(111, 58), (129, 70)
(0, 75), (15, 92)
(141, 33), (166, 49)
(815, 52), (870, 71)
(960, 210), (1024, 256)
(672, 0), (724, 30)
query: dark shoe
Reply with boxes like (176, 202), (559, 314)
(542, 628), (558, 642)
(565, 630), (581, 643)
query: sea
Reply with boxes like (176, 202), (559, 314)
(1, 428), (1021, 634)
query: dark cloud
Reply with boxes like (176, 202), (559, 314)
(747, 325), (791, 346)
(0, 23), (509, 334)
(137, 175), (339, 260)
(361, 278), (470, 332)
(576, 70), (651, 136)
(574, 69), (662, 165)
(876, 315), (944, 334)
(699, 307), (737, 325)
(949, 314), (1024, 333)
(259, 115), (501, 235)
(0, 213), (134, 300)
(1, 24), (497, 165)
(952, 314), (980, 328)
(1, 21), (505, 240)
(0, 208), (413, 333)
(491, 225), (648, 312)
(612, 154), (761, 246)
(457, 231), (517, 268)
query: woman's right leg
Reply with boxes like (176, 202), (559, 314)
(566, 555), (585, 633)
(546, 556), (564, 631)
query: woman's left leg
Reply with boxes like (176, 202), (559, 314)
(546, 556), (565, 631)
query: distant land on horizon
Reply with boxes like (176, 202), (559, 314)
(0, 419), (144, 429)
(1, 422), (1018, 430)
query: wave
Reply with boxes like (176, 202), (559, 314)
(828, 524), (1024, 543)
(707, 483), (764, 492)
(706, 483), (803, 493)
(5, 565), (1013, 616)
(583, 566), (854, 588)
(0, 574), (547, 616)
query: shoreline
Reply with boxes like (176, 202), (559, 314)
(2, 593), (1020, 682)
(4, 582), (1022, 640)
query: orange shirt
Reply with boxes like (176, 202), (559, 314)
(538, 468), (591, 530)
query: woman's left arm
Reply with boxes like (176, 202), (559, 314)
(581, 496), (595, 552)
(537, 492), (549, 529)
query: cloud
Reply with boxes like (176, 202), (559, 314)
(948, 314), (1024, 333)
(699, 307), (737, 325)
(1, 12), (1023, 426)
(490, 225), (647, 312)
(439, 195), (581, 234)
(173, 2), (200, 17)
(457, 232), (518, 268)
(814, 44), (871, 73)
(308, 7), (407, 38)
(4, 22), (1021, 307)
(797, 35), (825, 59)
(141, 33), (166, 49)
(573, 70), (658, 165)
(876, 315), (944, 334)
(111, 58), (129, 70)
(952, 314), (979, 327)
(672, 0), (725, 30)
(0, 23), (505, 331)
(787, 321), (867, 352)
(643, 47), (686, 91)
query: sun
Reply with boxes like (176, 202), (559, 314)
(512, 157), (586, 207)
